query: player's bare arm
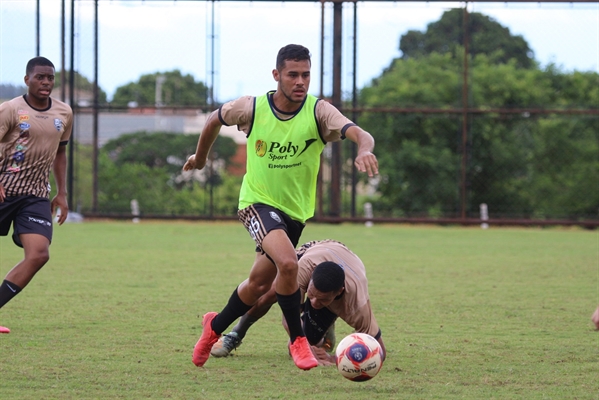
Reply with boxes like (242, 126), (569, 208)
(51, 144), (69, 225)
(344, 125), (379, 177)
(183, 110), (223, 171)
(0, 183), (5, 202)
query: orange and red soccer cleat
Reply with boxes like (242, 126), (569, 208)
(288, 336), (318, 370)
(192, 312), (220, 367)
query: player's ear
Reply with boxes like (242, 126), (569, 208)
(272, 68), (280, 82)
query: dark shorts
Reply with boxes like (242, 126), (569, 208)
(301, 300), (338, 346)
(0, 195), (53, 248)
(238, 203), (305, 254)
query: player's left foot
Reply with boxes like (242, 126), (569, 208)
(211, 331), (242, 357)
(192, 312), (220, 367)
(288, 336), (318, 370)
(0, 325), (10, 334)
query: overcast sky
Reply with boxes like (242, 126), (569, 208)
(1, 1), (597, 103)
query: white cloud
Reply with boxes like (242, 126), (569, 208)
(1, 1), (597, 102)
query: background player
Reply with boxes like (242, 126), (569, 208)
(0, 56), (72, 334)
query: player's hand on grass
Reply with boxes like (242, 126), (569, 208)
(310, 345), (335, 366)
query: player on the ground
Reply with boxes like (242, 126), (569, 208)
(210, 239), (387, 366)
(183, 44), (378, 370)
(0, 56), (72, 334)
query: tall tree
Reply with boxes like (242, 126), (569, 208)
(97, 131), (241, 215)
(111, 70), (209, 107)
(399, 8), (534, 69)
(359, 52), (598, 219)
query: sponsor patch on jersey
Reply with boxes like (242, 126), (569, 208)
(19, 122), (31, 130)
(13, 151), (25, 162)
(19, 115), (29, 121)
(269, 211), (282, 223)
(54, 119), (63, 131)
(255, 140), (267, 157)
(18, 109), (27, 115)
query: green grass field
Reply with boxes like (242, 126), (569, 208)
(0, 221), (597, 399)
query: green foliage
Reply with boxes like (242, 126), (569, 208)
(525, 117), (599, 218)
(93, 131), (240, 215)
(360, 52), (599, 219)
(110, 70), (209, 107)
(54, 70), (108, 104)
(399, 8), (534, 69)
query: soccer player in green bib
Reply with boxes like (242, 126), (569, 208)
(184, 44), (378, 370)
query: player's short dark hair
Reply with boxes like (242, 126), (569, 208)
(312, 261), (345, 293)
(276, 44), (311, 71)
(26, 57), (55, 75)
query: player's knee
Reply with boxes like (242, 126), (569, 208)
(27, 249), (50, 269)
(276, 258), (298, 280)
(247, 278), (272, 297)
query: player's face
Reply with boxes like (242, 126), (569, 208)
(273, 59), (311, 104)
(306, 280), (344, 310)
(25, 65), (55, 105)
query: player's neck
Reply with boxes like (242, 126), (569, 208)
(24, 93), (50, 110)
(271, 91), (302, 114)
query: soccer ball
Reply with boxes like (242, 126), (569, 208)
(335, 332), (383, 382)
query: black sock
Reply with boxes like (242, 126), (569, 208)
(211, 288), (252, 335)
(232, 313), (261, 340)
(276, 290), (304, 343)
(0, 280), (23, 309)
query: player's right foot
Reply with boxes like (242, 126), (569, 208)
(288, 336), (318, 370)
(192, 312), (220, 367)
(0, 325), (10, 334)
(211, 331), (242, 357)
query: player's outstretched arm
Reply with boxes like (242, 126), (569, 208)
(183, 110), (223, 171)
(344, 126), (379, 178)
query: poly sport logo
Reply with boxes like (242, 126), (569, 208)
(255, 140), (267, 157)
(254, 138), (318, 161)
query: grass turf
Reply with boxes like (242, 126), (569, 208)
(0, 221), (597, 399)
